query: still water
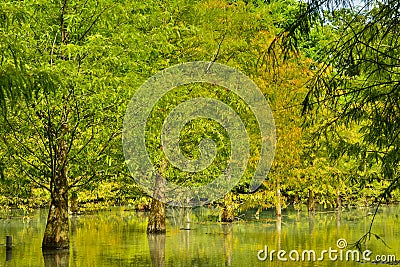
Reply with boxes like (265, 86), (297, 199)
(0, 206), (399, 266)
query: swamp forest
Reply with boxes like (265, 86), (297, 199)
(0, 0), (399, 266)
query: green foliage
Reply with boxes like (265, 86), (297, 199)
(285, 0), (400, 198)
(0, 0), (396, 215)
(0, 1), (58, 112)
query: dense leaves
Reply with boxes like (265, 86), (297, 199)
(0, 0), (398, 220)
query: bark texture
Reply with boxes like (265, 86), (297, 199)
(42, 113), (69, 250)
(147, 198), (166, 234)
(221, 193), (234, 222)
(147, 172), (166, 234)
(308, 189), (315, 212)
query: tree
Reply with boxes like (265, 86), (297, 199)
(274, 0), (400, 244)
(0, 0), (135, 249)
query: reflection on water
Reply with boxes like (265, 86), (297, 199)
(5, 249), (11, 262)
(308, 212), (315, 234)
(43, 250), (69, 267)
(148, 234), (165, 267)
(1, 206), (400, 266)
(222, 224), (233, 266)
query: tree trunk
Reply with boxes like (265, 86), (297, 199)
(147, 198), (166, 234)
(42, 118), (70, 250)
(276, 184), (282, 219)
(42, 194), (69, 250)
(221, 193), (234, 222)
(147, 172), (166, 234)
(336, 188), (342, 211)
(293, 194), (300, 211)
(70, 191), (79, 214)
(42, 166), (69, 249)
(307, 189), (315, 212)
(276, 176), (282, 234)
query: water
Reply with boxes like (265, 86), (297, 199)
(0, 206), (399, 266)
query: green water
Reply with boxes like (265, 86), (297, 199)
(0, 206), (399, 266)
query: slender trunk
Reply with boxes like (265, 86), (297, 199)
(70, 191), (78, 214)
(308, 189), (315, 213)
(336, 188), (342, 211)
(293, 194), (300, 211)
(276, 215), (282, 232)
(276, 180), (282, 219)
(276, 180), (282, 254)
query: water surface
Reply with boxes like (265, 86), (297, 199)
(1, 206), (399, 266)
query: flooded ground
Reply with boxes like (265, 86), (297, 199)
(1, 205), (399, 266)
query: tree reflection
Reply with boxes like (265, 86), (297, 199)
(42, 249), (69, 267)
(222, 223), (233, 266)
(6, 249), (12, 262)
(148, 233), (166, 267)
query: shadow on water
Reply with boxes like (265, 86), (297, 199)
(148, 234), (166, 267)
(42, 249), (69, 267)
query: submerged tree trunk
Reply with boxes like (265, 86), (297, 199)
(147, 198), (166, 234)
(42, 186), (69, 249)
(293, 194), (300, 211)
(147, 172), (166, 234)
(42, 176), (70, 249)
(70, 191), (79, 214)
(276, 174), (282, 233)
(221, 193), (234, 222)
(276, 181), (282, 219)
(307, 189), (315, 213)
(42, 1), (71, 250)
(336, 188), (342, 211)
(42, 114), (70, 250)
